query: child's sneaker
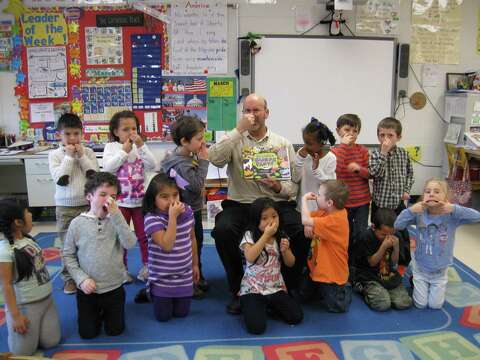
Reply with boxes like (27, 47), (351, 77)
(137, 265), (148, 282)
(63, 279), (77, 294)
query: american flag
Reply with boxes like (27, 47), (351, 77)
(184, 79), (206, 92)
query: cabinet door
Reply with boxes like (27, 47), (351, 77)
(26, 175), (55, 207)
(24, 159), (50, 175)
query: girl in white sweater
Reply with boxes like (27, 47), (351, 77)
(103, 111), (157, 282)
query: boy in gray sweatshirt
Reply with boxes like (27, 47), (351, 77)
(63, 172), (137, 339)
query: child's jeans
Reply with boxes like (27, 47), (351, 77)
(120, 206), (148, 265)
(301, 274), (352, 313)
(411, 260), (448, 309)
(152, 295), (191, 322)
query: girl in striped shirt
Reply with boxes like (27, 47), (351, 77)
(142, 173), (200, 322)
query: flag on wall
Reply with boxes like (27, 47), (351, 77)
(184, 79), (207, 92)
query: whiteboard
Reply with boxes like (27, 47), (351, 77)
(253, 36), (396, 145)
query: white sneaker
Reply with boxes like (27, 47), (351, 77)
(137, 265), (148, 282)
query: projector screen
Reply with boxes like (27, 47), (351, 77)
(253, 36), (396, 145)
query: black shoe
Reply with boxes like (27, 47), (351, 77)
(226, 296), (241, 315)
(197, 278), (209, 292)
(134, 288), (151, 303)
(193, 285), (205, 300)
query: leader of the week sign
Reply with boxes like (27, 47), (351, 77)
(21, 13), (67, 46)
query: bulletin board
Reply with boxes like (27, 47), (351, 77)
(7, 1), (233, 143)
(14, 5), (172, 142)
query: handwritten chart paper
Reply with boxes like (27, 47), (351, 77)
(411, 0), (461, 64)
(27, 46), (67, 99)
(356, 0), (400, 35)
(170, 0), (227, 75)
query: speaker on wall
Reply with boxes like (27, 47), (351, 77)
(239, 38), (252, 97)
(396, 43), (409, 99)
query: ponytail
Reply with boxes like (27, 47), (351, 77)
(0, 199), (36, 282)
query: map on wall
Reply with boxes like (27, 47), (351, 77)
(27, 46), (67, 99)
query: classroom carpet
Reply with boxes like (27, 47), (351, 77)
(1, 231), (480, 360)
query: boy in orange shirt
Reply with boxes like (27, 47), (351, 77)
(301, 180), (352, 312)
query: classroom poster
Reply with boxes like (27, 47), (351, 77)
(81, 81), (132, 123)
(131, 34), (162, 110)
(411, 0), (462, 64)
(169, 0), (228, 75)
(85, 27), (123, 65)
(477, 9), (480, 55)
(355, 0), (400, 35)
(21, 13), (67, 46)
(27, 46), (67, 99)
(161, 76), (207, 141)
(0, 21), (13, 71)
(207, 77), (236, 131)
(29, 102), (55, 123)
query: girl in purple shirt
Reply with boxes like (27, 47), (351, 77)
(143, 173), (200, 321)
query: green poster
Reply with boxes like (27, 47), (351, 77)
(207, 77), (237, 131)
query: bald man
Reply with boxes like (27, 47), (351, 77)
(208, 94), (308, 314)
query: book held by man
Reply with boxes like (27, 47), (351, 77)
(242, 145), (291, 180)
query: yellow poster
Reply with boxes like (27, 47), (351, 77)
(209, 79), (234, 97)
(411, 0), (462, 64)
(21, 13), (67, 46)
(477, 9), (480, 55)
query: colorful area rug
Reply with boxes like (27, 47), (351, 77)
(1, 232), (479, 360)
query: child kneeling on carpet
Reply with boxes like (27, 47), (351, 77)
(301, 180), (352, 312)
(395, 178), (480, 309)
(353, 208), (412, 311)
(0, 199), (61, 355)
(143, 172), (200, 322)
(239, 197), (303, 335)
(63, 172), (137, 339)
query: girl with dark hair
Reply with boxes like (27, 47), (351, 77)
(142, 173), (200, 322)
(294, 117), (337, 238)
(0, 199), (61, 355)
(161, 116), (209, 297)
(103, 110), (157, 283)
(239, 197), (303, 335)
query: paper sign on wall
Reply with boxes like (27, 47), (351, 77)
(207, 77), (236, 131)
(27, 46), (67, 99)
(30, 103), (55, 123)
(21, 13), (67, 46)
(169, 0), (228, 75)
